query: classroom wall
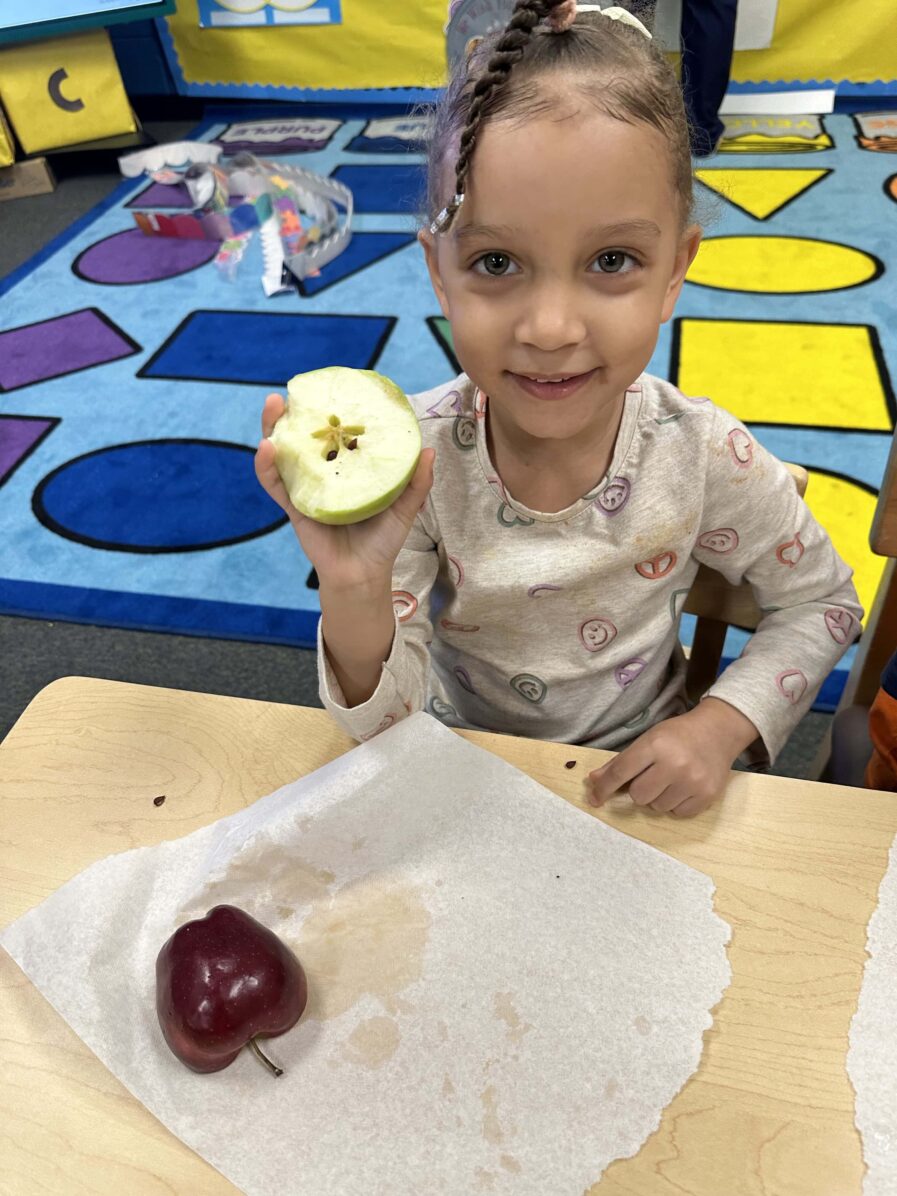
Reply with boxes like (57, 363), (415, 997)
(162, 0), (897, 96)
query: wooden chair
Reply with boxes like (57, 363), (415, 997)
(837, 425), (897, 709)
(821, 427), (897, 785)
(682, 462), (809, 703)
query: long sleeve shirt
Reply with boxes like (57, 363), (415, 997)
(318, 372), (863, 765)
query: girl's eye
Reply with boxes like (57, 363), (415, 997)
(593, 251), (638, 274)
(473, 252), (518, 277)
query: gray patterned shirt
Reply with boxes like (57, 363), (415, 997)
(318, 372), (862, 764)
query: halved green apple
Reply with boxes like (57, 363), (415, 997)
(270, 367), (422, 525)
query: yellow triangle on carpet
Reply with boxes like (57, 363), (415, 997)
(695, 167), (830, 220)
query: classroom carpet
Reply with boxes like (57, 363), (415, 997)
(1, 106), (895, 708)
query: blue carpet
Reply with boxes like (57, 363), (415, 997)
(0, 106), (894, 708)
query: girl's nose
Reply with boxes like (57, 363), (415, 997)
(514, 283), (588, 351)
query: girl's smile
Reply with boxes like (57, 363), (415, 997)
(506, 368), (600, 401)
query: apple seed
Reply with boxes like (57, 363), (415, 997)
(312, 415), (365, 460)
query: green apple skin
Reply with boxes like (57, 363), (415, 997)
(270, 367), (422, 526)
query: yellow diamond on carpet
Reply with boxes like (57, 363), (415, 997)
(695, 168), (830, 220)
(804, 470), (884, 628)
(674, 319), (894, 431)
(687, 235), (881, 294)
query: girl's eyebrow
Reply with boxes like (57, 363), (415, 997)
(453, 219), (662, 243)
(453, 222), (517, 243)
(591, 220), (662, 240)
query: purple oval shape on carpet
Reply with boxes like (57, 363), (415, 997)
(73, 229), (218, 285)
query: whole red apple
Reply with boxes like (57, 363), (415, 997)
(156, 905), (308, 1076)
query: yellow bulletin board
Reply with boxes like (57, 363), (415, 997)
(162, 0), (896, 97)
(163, 0), (447, 95)
(731, 0), (897, 85)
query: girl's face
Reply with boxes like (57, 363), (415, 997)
(420, 105), (701, 446)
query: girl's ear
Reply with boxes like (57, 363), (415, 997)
(418, 229), (451, 320)
(660, 224), (702, 324)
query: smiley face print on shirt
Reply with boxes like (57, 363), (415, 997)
(594, 477), (631, 516)
(698, 528), (739, 554)
(579, 616), (618, 653)
(510, 673), (548, 704)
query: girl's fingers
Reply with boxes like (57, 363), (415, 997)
(648, 786), (686, 814)
(255, 438), (294, 515)
(670, 794), (713, 818)
(390, 448), (436, 525)
(261, 393), (285, 439)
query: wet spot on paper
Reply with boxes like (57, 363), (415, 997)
(293, 880), (431, 1021)
(340, 1017), (400, 1069)
(494, 991), (534, 1045)
(481, 1085), (503, 1144)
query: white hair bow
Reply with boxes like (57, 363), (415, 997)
(576, 4), (652, 38)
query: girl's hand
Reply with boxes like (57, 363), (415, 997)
(255, 393), (435, 591)
(587, 699), (759, 817)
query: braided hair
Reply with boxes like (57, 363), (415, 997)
(433, 0), (570, 233)
(426, 0), (693, 234)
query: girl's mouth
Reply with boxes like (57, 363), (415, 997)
(508, 369), (598, 401)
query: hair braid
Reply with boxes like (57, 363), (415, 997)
(437, 0), (569, 232)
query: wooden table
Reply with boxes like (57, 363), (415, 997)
(2, 676), (895, 1195)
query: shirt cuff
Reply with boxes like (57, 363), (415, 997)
(317, 613), (410, 741)
(704, 670), (799, 767)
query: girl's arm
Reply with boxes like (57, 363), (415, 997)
(318, 579), (398, 709)
(590, 407), (863, 817)
(255, 393), (438, 739)
(693, 411), (863, 767)
(317, 517), (441, 740)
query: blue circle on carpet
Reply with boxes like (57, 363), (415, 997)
(33, 440), (287, 552)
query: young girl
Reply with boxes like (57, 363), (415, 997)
(255, 0), (862, 817)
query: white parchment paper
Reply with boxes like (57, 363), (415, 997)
(1, 713), (731, 1195)
(849, 830), (897, 1195)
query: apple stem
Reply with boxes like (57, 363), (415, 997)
(248, 1037), (283, 1077)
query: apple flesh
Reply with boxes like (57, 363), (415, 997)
(156, 905), (308, 1076)
(269, 366), (422, 525)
